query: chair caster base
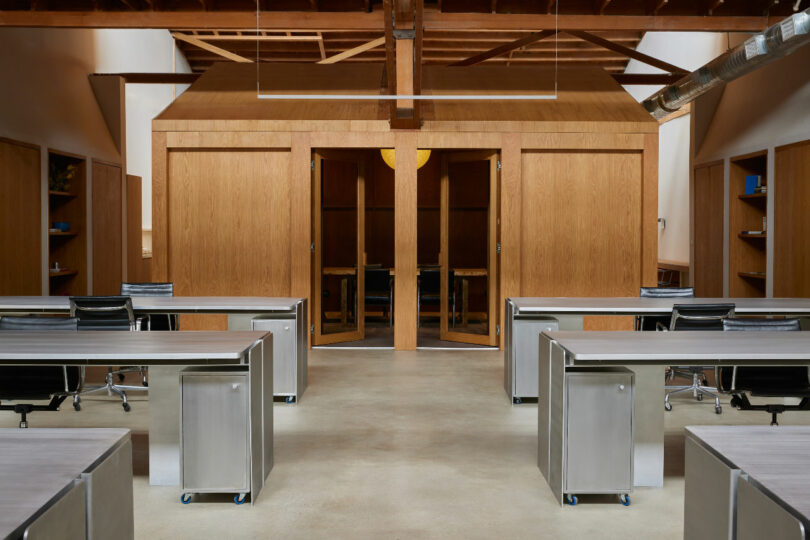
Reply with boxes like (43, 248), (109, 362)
(664, 402), (672, 411)
(122, 402), (131, 412)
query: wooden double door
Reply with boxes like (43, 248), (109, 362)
(311, 149), (499, 347)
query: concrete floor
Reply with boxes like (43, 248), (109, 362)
(3, 349), (809, 539)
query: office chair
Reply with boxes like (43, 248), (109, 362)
(0, 316), (80, 427)
(70, 296), (142, 412)
(636, 287), (694, 331)
(121, 282), (177, 388)
(364, 269), (393, 327)
(718, 318), (809, 425)
(664, 303), (736, 414)
(417, 269), (455, 328)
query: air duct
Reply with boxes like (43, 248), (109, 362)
(642, 7), (810, 119)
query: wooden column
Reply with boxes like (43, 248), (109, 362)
(394, 132), (418, 350)
(290, 132), (312, 346)
(499, 133), (522, 348)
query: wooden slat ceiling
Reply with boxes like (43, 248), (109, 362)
(2, 0), (797, 74)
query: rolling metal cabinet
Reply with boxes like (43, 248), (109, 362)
(252, 313), (307, 403)
(504, 300), (558, 403)
(552, 367), (634, 506)
(180, 367), (252, 505)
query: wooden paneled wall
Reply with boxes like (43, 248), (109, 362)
(164, 148), (291, 329)
(0, 137), (41, 295)
(693, 161), (724, 297)
(126, 175), (151, 283)
(92, 160), (123, 295)
(774, 140), (810, 297)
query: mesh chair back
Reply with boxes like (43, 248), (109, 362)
(719, 318), (807, 394)
(670, 303), (735, 331)
(0, 316), (80, 399)
(640, 287), (695, 298)
(365, 269), (391, 294)
(121, 282), (174, 297)
(0, 316), (78, 331)
(70, 296), (134, 331)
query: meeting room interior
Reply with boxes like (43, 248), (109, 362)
(1, 1), (810, 538)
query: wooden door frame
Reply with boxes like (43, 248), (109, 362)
(438, 150), (499, 346)
(311, 149), (366, 345)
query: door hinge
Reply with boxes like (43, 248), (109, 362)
(496, 324), (500, 336)
(311, 242), (315, 252)
(310, 324), (315, 334)
(496, 242), (501, 254)
(311, 160), (315, 170)
(496, 160), (502, 171)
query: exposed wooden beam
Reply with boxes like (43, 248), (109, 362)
(96, 72), (201, 84)
(309, 0), (318, 10)
(491, 0), (498, 13)
(649, 0), (668, 15)
(187, 34), (323, 41)
(596, 0), (612, 14)
(383, 0), (397, 124)
(708, 0), (724, 15)
(449, 29), (556, 66)
(172, 32), (252, 62)
(316, 31), (326, 60)
(611, 73), (683, 85)
(0, 11), (775, 33)
(316, 36), (385, 64)
(546, 0), (555, 13)
(567, 30), (687, 73)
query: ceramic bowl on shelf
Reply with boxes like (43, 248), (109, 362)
(52, 221), (70, 232)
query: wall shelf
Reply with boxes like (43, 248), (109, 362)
(729, 151), (768, 298)
(49, 231), (77, 237)
(49, 269), (78, 278)
(48, 190), (77, 198)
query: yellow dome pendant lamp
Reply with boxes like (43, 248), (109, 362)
(380, 149), (432, 170)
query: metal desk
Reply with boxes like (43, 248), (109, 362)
(685, 426), (810, 540)
(0, 331), (273, 493)
(0, 296), (308, 402)
(539, 331), (810, 493)
(0, 428), (132, 540)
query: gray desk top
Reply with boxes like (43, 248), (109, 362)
(0, 331), (268, 365)
(0, 296), (302, 314)
(510, 297), (810, 315)
(0, 428), (130, 540)
(544, 331), (810, 365)
(686, 426), (810, 521)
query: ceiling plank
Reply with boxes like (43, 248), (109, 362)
(317, 36), (385, 64)
(566, 30), (687, 73)
(0, 11), (774, 32)
(449, 29), (556, 66)
(172, 32), (253, 62)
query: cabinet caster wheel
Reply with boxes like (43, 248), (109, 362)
(514, 397), (522, 405)
(234, 494), (247, 505)
(620, 494), (630, 506)
(181, 494), (192, 504)
(73, 402), (81, 411)
(664, 402), (672, 412)
(122, 402), (131, 412)
(715, 405), (722, 414)
(566, 494), (578, 506)
(286, 396), (295, 404)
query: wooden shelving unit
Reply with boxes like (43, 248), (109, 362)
(48, 150), (87, 296)
(729, 150), (768, 298)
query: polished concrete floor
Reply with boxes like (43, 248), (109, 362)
(3, 349), (809, 539)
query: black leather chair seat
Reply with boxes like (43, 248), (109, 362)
(0, 367), (80, 399)
(366, 292), (391, 304)
(420, 294), (440, 305)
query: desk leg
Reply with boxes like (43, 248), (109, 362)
(148, 366), (181, 486)
(629, 365), (665, 487)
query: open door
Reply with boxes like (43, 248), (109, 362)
(311, 150), (366, 345)
(439, 151), (499, 346)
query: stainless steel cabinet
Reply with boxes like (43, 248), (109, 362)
(180, 367), (251, 503)
(504, 313), (558, 403)
(562, 368), (634, 505)
(252, 314), (306, 403)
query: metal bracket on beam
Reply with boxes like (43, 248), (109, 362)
(393, 28), (415, 39)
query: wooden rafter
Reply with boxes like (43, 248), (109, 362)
(491, 0), (498, 13)
(0, 12), (775, 33)
(317, 31), (326, 60)
(449, 29), (556, 66)
(172, 32), (252, 62)
(187, 34), (322, 41)
(649, 0), (668, 15)
(596, 0), (612, 14)
(566, 30), (687, 73)
(546, 0), (556, 13)
(708, 0), (724, 15)
(317, 36), (385, 64)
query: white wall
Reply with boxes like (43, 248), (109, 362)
(95, 30), (191, 229)
(622, 32), (730, 265)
